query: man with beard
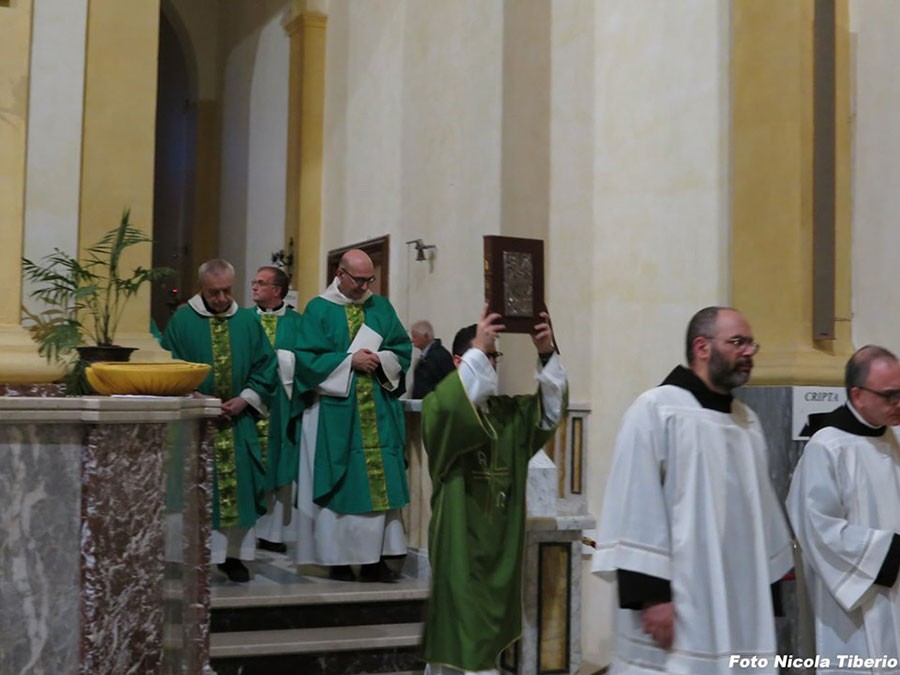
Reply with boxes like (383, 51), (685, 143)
(592, 306), (792, 674)
(787, 346), (900, 671)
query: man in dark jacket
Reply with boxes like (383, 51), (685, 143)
(410, 320), (455, 399)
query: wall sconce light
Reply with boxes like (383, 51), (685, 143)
(405, 238), (436, 261)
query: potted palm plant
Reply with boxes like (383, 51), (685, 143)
(22, 208), (173, 393)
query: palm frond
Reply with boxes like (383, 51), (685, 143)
(21, 206), (171, 375)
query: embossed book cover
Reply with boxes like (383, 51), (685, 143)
(483, 235), (545, 333)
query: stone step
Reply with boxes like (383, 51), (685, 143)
(211, 576), (430, 609)
(210, 622), (422, 657)
(211, 576), (429, 632)
(211, 646), (422, 675)
(212, 596), (426, 633)
(209, 623), (423, 675)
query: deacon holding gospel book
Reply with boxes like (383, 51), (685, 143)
(421, 304), (567, 674)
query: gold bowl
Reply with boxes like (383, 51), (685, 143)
(85, 361), (211, 396)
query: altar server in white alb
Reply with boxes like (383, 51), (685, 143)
(787, 345), (900, 672)
(593, 306), (793, 675)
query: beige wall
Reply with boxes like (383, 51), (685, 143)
(850, 0), (900, 351)
(582, 0), (732, 664)
(218, 0), (292, 305)
(321, 1), (503, 346)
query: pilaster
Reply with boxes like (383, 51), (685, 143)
(284, 9), (327, 307)
(79, 0), (168, 360)
(731, 0), (853, 384)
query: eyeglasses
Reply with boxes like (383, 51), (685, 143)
(339, 268), (376, 286)
(707, 336), (761, 354)
(485, 351), (503, 361)
(251, 280), (273, 288)
(857, 386), (900, 403)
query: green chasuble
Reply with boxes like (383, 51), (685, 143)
(162, 302), (276, 529)
(421, 371), (561, 671)
(253, 306), (304, 491)
(294, 293), (412, 514)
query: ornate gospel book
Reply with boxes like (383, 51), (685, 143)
(483, 235), (545, 334)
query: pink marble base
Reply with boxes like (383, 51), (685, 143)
(182, 420), (214, 673)
(81, 423), (168, 674)
(0, 382), (66, 397)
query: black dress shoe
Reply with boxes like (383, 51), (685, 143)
(257, 538), (288, 553)
(359, 560), (401, 583)
(328, 564), (355, 581)
(217, 557), (250, 582)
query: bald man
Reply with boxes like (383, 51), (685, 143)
(788, 346), (900, 669)
(292, 249), (412, 581)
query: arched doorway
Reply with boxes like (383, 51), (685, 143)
(152, 9), (197, 332)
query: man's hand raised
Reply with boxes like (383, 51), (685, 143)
(531, 311), (555, 354)
(351, 348), (381, 373)
(472, 303), (506, 354)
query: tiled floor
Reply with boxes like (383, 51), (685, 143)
(210, 545), (428, 602)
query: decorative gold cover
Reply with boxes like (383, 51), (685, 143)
(86, 361), (211, 396)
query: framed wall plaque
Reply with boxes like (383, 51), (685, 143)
(483, 235), (545, 333)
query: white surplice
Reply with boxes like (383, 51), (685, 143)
(592, 384), (793, 675)
(294, 278), (406, 566)
(787, 422), (900, 674)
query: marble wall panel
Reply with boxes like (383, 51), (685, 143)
(80, 422), (168, 675)
(0, 383), (66, 397)
(734, 385), (814, 672)
(522, 531), (582, 675)
(0, 423), (82, 675)
(182, 420), (213, 674)
(538, 543), (570, 672)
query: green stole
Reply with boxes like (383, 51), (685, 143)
(254, 313), (279, 467)
(345, 304), (390, 511)
(210, 317), (239, 527)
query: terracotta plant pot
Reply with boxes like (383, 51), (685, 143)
(76, 346), (138, 363)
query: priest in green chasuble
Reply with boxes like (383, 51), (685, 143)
(249, 265), (304, 554)
(293, 249), (412, 582)
(422, 305), (567, 674)
(162, 259), (277, 583)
